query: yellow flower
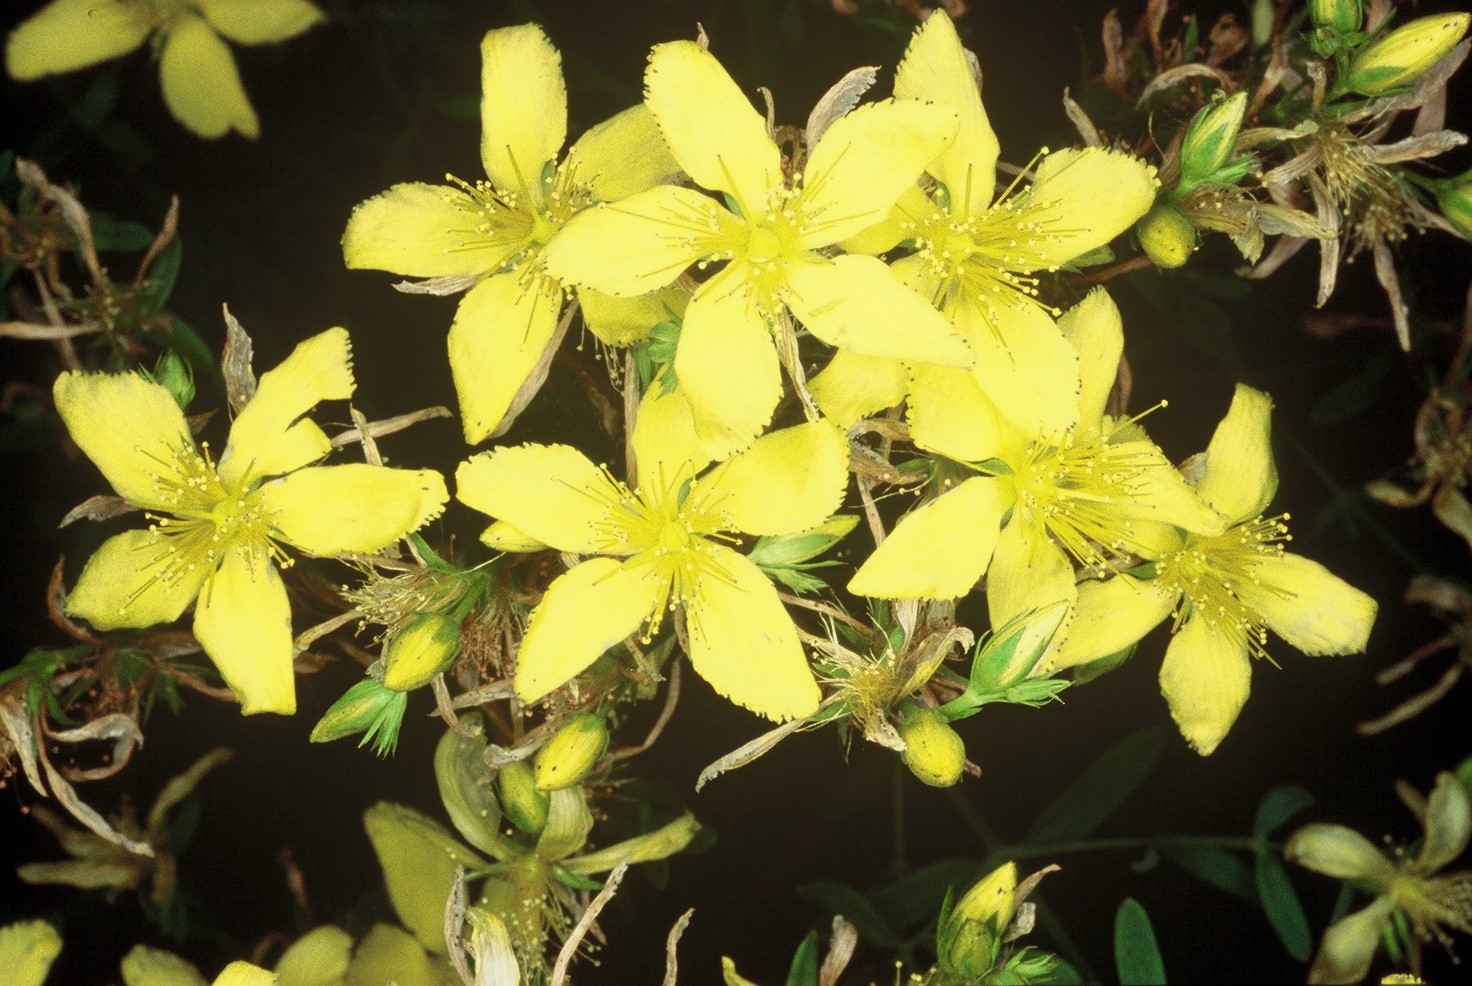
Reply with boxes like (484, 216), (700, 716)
(1052, 384), (1377, 754)
(1286, 772), (1472, 984)
(809, 11), (1157, 441)
(455, 388), (849, 721)
(342, 24), (679, 444)
(5, 0), (324, 139)
(56, 329), (448, 715)
(849, 289), (1222, 631)
(541, 39), (971, 448)
(121, 946), (275, 986)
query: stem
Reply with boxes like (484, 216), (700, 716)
(990, 834), (1266, 864)
(890, 757), (907, 877)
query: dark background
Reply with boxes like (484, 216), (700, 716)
(3, 0), (1470, 982)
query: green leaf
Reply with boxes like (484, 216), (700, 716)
(870, 857), (983, 931)
(766, 566), (831, 595)
(1253, 785), (1315, 839)
(1254, 853), (1312, 961)
(796, 879), (901, 949)
(1023, 727), (1164, 845)
(89, 215), (154, 253)
(1160, 844), (1256, 904)
(138, 237), (182, 318)
(1113, 897), (1166, 984)
(784, 929), (820, 986)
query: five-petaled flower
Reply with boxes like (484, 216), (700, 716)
(57, 328), (448, 715)
(810, 11), (1157, 442)
(849, 289), (1223, 634)
(455, 386), (849, 721)
(5, 0), (324, 139)
(543, 37), (972, 450)
(343, 24), (680, 444)
(1051, 383), (1377, 754)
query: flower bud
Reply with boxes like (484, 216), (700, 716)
(1249, 0), (1275, 47)
(898, 706), (965, 788)
(1310, 0), (1362, 34)
(149, 352), (195, 412)
(939, 863), (1016, 976)
(533, 712), (609, 791)
(1179, 92), (1248, 188)
(1283, 822), (1395, 883)
(1435, 170), (1472, 241)
(1137, 204), (1196, 268)
(497, 760), (550, 835)
(1342, 13), (1471, 96)
(382, 613), (461, 692)
(310, 678), (406, 756)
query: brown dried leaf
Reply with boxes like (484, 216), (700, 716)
(1135, 63), (1233, 109)
(0, 695), (46, 796)
(39, 750), (154, 857)
(135, 196), (180, 289)
(59, 494), (137, 528)
(220, 304), (256, 414)
(1101, 10), (1130, 100)
(661, 908), (695, 986)
(1062, 87), (1103, 148)
(807, 66), (878, 147)
(392, 274), (480, 296)
(1206, 15), (1248, 66)
(0, 321), (103, 340)
(819, 916), (858, 986)
(486, 299), (576, 442)
(45, 713), (144, 783)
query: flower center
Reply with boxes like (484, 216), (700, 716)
(1154, 515), (1292, 657)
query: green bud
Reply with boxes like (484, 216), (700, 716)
(382, 613), (461, 692)
(533, 712), (610, 791)
(498, 760), (550, 835)
(310, 678), (407, 756)
(747, 514), (858, 568)
(1342, 13), (1471, 96)
(1435, 169), (1472, 241)
(941, 918), (998, 979)
(969, 602), (1068, 695)
(149, 352), (195, 411)
(1179, 91), (1248, 189)
(1249, 0), (1275, 47)
(1137, 204), (1196, 268)
(897, 706), (966, 788)
(1309, 0), (1362, 34)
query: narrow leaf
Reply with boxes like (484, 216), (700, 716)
(1255, 853), (1312, 961)
(796, 880), (901, 949)
(785, 929), (820, 986)
(1114, 897), (1167, 984)
(1024, 728), (1164, 845)
(1253, 785), (1315, 839)
(1160, 844), (1256, 904)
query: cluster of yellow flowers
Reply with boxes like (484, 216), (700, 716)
(49, 13), (1378, 764)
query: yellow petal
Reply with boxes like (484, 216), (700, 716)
(685, 546), (819, 721)
(478, 520), (546, 553)
(1010, 148), (1156, 268)
(4, 0), (151, 79)
(577, 284), (686, 347)
(1197, 384), (1278, 522)
(544, 185), (741, 297)
(275, 926), (353, 986)
(1106, 439), (1226, 536)
(1239, 552), (1376, 656)
(194, 545), (295, 715)
(120, 945), (208, 986)
(0, 920), (61, 986)
(362, 803), (484, 956)
(211, 962), (275, 986)
(342, 182), (518, 279)
(455, 444), (626, 554)
(195, 0), (324, 44)
(1057, 287), (1122, 432)
(1419, 772), (1472, 873)
(1284, 823), (1395, 882)
(795, 98), (957, 248)
(53, 370), (195, 510)
(645, 40), (780, 217)
(260, 465), (447, 555)
(674, 271), (781, 448)
(631, 379), (725, 494)
(784, 254), (971, 366)
(986, 515), (1077, 631)
(848, 477), (1008, 599)
(447, 273), (562, 444)
(514, 559), (656, 703)
(67, 529), (207, 631)
(479, 24), (565, 201)
(689, 421), (848, 536)
(808, 350), (908, 427)
(343, 925), (436, 986)
(1307, 897), (1394, 986)
(1158, 613), (1251, 755)
(895, 11), (999, 220)
(966, 297), (1079, 441)
(1050, 574), (1176, 670)
(906, 363), (1004, 463)
(218, 328), (353, 489)
(159, 15), (259, 139)
(564, 103), (680, 203)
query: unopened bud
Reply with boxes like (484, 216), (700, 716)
(939, 863), (1017, 976)
(382, 613), (461, 692)
(533, 712), (609, 791)
(1249, 0), (1275, 47)
(1283, 823), (1394, 883)
(1179, 92), (1248, 189)
(1342, 13), (1471, 96)
(1310, 0), (1362, 34)
(1435, 170), (1472, 241)
(1137, 204), (1196, 268)
(149, 352), (195, 412)
(497, 760), (550, 835)
(898, 706), (965, 788)
(310, 677), (406, 756)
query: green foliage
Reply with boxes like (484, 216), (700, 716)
(1113, 898), (1167, 985)
(1024, 728), (1164, 846)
